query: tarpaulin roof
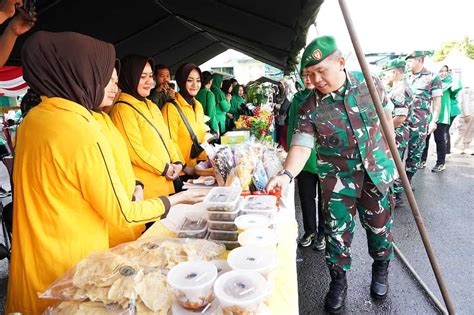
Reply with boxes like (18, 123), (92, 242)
(3, 0), (323, 73)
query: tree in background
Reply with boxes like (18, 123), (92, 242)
(434, 36), (474, 61)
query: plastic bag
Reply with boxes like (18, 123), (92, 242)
(40, 238), (225, 313)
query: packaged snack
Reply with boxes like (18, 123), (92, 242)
(204, 187), (242, 212)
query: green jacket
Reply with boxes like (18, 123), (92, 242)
(292, 71), (396, 196)
(287, 89), (318, 174)
(196, 87), (218, 132)
(210, 74), (231, 133)
(230, 85), (244, 120)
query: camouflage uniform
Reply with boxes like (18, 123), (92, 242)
(388, 79), (414, 193)
(292, 71), (396, 270)
(405, 68), (443, 174)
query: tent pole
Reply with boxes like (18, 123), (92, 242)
(337, 0), (455, 313)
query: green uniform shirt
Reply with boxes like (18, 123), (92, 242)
(292, 71), (396, 197)
(287, 89), (318, 174)
(407, 67), (443, 113)
(196, 87), (218, 132)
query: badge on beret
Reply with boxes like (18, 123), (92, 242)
(312, 49), (323, 61)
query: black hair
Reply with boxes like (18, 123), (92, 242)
(20, 89), (42, 117)
(154, 64), (169, 76)
(230, 78), (238, 85)
(201, 71), (213, 86)
(221, 79), (233, 94)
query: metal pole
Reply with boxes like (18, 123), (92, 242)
(337, 0), (456, 313)
(394, 244), (448, 315)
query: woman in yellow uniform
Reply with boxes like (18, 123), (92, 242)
(162, 64), (207, 175)
(6, 31), (204, 315)
(110, 55), (183, 198)
(91, 64), (147, 247)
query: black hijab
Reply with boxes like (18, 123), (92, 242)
(118, 55), (155, 102)
(22, 31), (115, 110)
(175, 63), (202, 106)
(221, 79), (233, 95)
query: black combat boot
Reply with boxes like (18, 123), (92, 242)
(325, 267), (347, 314)
(371, 260), (389, 298)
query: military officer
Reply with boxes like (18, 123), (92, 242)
(383, 59), (414, 206)
(267, 36), (396, 313)
(404, 51), (442, 184)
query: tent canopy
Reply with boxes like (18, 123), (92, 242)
(4, 0), (323, 73)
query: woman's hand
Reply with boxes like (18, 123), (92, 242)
(225, 93), (232, 102)
(168, 189), (207, 206)
(133, 185), (144, 201)
(184, 166), (196, 176)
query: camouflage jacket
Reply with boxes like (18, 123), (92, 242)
(292, 71), (396, 197)
(388, 79), (414, 134)
(407, 67), (442, 112)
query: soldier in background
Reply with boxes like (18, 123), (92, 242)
(267, 36), (396, 313)
(383, 59), (414, 207)
(404, 51), (442, 183)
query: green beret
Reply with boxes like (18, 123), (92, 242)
(301, 36), (337, 69)
(405, 50), (434, 60)
(384, 59), (406, 71)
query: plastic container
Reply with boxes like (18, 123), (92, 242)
(208, 229), (239, 242)
(207, 207), (240, 222)
(204, 187), (242, 212)
(171, 300), (219, 314)
(167, 261), (218, 310)
(238, 228), (277, 249)
(211, 259), (232, 277)
(241, 195), (278, 218)
(214, 270), (268, 315)
(227, 246), (277, 277)
(212, 239), (240, 250)
(208, 220), (238, 231)
(235, 214), (270, 233)
(175, 213), (208, 239)
(242, 195), (277, 211)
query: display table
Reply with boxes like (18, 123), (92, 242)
(140, 184), (299, 315)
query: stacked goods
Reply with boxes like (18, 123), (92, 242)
(42, 238), (225, 314)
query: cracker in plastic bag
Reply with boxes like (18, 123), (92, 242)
(136, 271), (172, 313)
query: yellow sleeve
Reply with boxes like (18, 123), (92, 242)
(195, 102), (208, 161)
(110, 104), (170, 176)
(161, 102), (185, 162)
(77, 140), (170, 229)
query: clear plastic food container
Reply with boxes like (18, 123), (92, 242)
(208, 220), (238, 231)
(211, 259), (232, 277)
(208, 229), (239, 242)
(235, 214), (270, 233)
(167, 261), (218, 311)
(204, 187), (242, 212)
(211, 239), (240, 250)
(227, 246), (277, 277)
(238, 228), (277, 249)
(207, 207), (240, 222)
(175, 214), (208, 239)
(214, 270), (268, 315)
(241, 195), (278, 218)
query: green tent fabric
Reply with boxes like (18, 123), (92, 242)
(229, 84), (244, 120)
(287, 89), (318, 173)
(210, 73), (230, 133)
(196, 87), (218, 132)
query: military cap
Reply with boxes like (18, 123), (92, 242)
(405, 50), (434, 60)
(384, 59), (406, 71)
(301, 36), (337, 69)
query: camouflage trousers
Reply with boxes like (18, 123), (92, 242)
(322, 176), (394, 270)
(394, 125), (410, 193)
(406, 108), (430, 174)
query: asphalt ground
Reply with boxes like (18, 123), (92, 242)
(0, 141), (472, 314)
(296, 146), (473, 314)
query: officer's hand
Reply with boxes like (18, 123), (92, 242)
(265, 175), (290, 193)
(428, 122), (437, 135)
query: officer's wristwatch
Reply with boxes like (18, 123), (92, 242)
(279, 169), (294, 183)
